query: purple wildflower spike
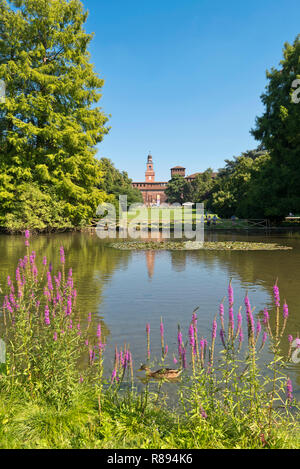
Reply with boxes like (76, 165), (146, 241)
(263, 308), (269, 325)
(287, 378), (293, 402)
(228, 281), (234, 305)
(212, 319), (217, 339)
(273, 284), (280, 307)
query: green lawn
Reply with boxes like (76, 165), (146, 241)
(125, 207), (218, 223)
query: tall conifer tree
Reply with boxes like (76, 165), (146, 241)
(0, 0), (109, 229)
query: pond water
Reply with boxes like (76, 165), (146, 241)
(1, 230), (300, 396)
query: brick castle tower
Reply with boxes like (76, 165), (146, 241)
(145, 154), (155, 182)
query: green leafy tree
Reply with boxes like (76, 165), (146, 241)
(193, 168), (216, 207)
(0, 0), (109, 230)
(165, 175), (190, 204)
(211, 153), (269, 218)
(99, 158), (143, 207)
(251, 35), (300, 219)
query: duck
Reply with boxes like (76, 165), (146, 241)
(138, 364), (183, 379)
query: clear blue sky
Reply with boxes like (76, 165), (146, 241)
(84, 0), (300, 181)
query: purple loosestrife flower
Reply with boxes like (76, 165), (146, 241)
(262, 332), (267, 345)
(177, 330), (183, 356)
(44, 305), (50, 325)
(263, 308), (269, 325)
(97, 324), (101, 339)
(189, 324), (195, 347)
(53, 332), (58, 342)
(43, 256), (47, 266)
(160, 319), (164, 339)
(212, 319), (217, 340)
(32, 265), (38, 281)
(182, 348), (187, 369)
(59, 246), (65, 264)
(228, 282), (234, 305)
(111, 369), (117, 383)
(287, 378), (293, 402)
(164, 345), (168, 356)
(25, 230), (30, 239)
(295, 338), (300, 349)
(47, 272), (53, 291)
(89, 349), (95, 364)
(66, 296), (72, 316)
(219, 303), (224, 320)
(239, 328), (244, 344)
(88, 312), (92, 323)
(248, 310), (255, 334)
(54, 276), (61, 289)
(273, 284), (280, 307)
(16, 267), (21, 285)
(288, 335), (293, 343)
(256, 320), (262, 337)
(283, 302), (289, 319)
(9, 294), (16, 308)
(220, 329), (226, 347)
(30, 252), (36, 264)
(229, 306), (234, 331)
(245, 294), (251, 322)
(173, 356), (178, 364)
(237, 310), (242, 329)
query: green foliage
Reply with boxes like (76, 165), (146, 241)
(210, 151), (270, 218)
(0, 0), (109, 230)
(99, 158), (143, 207)
(192, 168), (215, 206)
(165, 175), (190, 204)
(3, 183), (75, 231)
(250, 35), (300, 219)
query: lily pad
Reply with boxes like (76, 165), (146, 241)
(108, 241), (292, 251)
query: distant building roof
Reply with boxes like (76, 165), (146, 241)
(171, 166), (186, 169)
